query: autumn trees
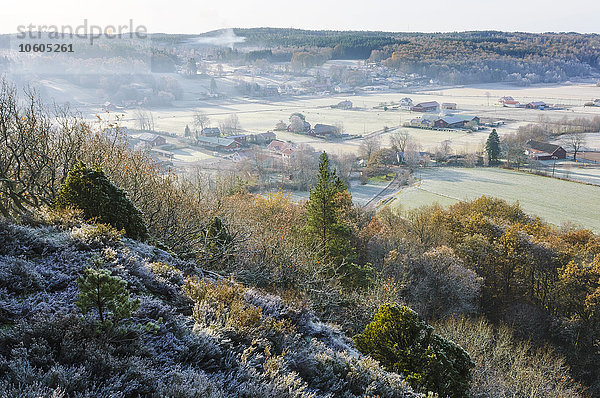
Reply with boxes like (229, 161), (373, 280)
(0, 79), (88, 217)
(391, 196), (600, 392)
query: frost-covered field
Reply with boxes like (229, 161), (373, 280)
(107, 81), (600, 156)
(38, 76), (599, 158)
(391, 167), (600, 231)
(276, 179), (390, 206)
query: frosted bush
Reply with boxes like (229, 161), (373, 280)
(70, 223), (123, 248)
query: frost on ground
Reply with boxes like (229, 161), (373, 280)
(0, 219), (420, 398)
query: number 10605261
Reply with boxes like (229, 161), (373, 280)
(18, 43), (74, 53)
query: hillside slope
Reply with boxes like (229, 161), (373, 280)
(0, 218), (420, 398)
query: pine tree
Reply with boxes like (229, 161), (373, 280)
(305, 152), (355, 266)
(76, 261), (140, 326)
(184, 124), (191, 137)
(55, 161), (148, 240)
(486, 129), (501, 164)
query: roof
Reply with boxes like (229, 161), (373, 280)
(196, 136), (238, 146)
(268, 140), (293, 152)
(313, 124), (338, 134)
(421, 114), (478, 124)
(414, 101), (439, 108)
(526, 140), (563, 154)
(437, 115), (467, 125)
(528, 101), (547, 106)
(258, 131), (276, 138)
(201, 127), (220, 133)
(138, 133), (162, 142)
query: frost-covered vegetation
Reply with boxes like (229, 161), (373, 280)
(0, 219), (419, 397)
(0, 79), (597, 397)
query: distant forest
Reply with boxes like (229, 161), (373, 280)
(228, 28), (600, 84)
(2, 29), (600, 85)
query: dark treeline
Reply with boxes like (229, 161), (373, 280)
(232, 28), (404, 59)
(376, 32), (600, 84)
(222, 28), (600, 83)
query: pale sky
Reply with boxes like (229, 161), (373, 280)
(1, 0), (599, 34)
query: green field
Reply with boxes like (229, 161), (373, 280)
(391, 167), (600, 231)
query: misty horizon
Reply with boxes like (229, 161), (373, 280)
(1, 0), (600, 35)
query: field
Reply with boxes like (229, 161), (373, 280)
(30, 71), (598, 160)
(390, 167), (600, 231)
(275, 179), (390, 205)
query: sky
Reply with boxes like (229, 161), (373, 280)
(1, 0), (600, 34)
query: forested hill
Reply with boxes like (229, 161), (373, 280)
(195, 28), (600, 82)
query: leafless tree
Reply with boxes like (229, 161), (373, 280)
(389, 131), (411, 153)
(219, 114), (241, 136)
(0, 79), (90, 216)
(358, 136), (381, 162)
(134, 108), (154, 131)
(334, 122), (345, 135)
(404, 141), (422, 170)
(503, 133), (527, 169)
(566, 132), (586, 161)
(193, 111), (210, 132)
(434, 140), (452, 162)
(331, 153), (357, 184)
(275, 120), (287, 131)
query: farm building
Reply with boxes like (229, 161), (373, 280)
(229, 134), (249, 145)
(201, 127), (221, 137)
(414, 114), (480, 129)
(268, 140), (293, 153)
(411, 101), (439, 112)
(409, 117), (434, 128)
(442, 102), (457, 110)
(433, 115), (469, 129)
(267, 140), (297, 159)
(312, 124), (339, 137)
(499, 96), (520, 107)
(253, 131), (276, 144)
(138, 133), (166, 147)
(196, 136), (241, 152)
(399, 97), (413, 109)
(150, 148), (174, 159)
(226, 151), (250, 163)
(525, 140), (566, 160)
(526, 101), (547, 109)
